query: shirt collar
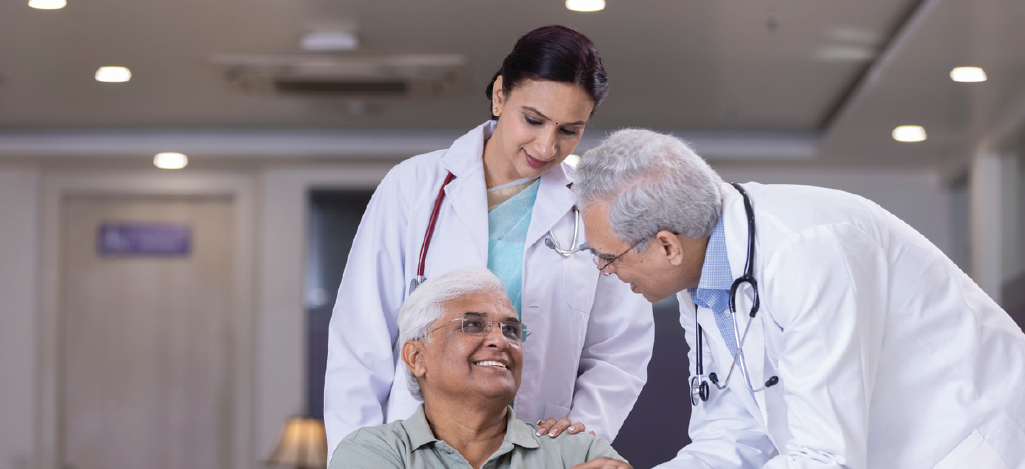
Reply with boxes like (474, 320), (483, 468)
(406, 404), (540, 452)
(404, 404), (439, 450)
(503, 407), (540, 449)
(691, 217), (733, 292)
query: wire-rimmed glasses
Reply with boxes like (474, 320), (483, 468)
(426, 314), (531, 342)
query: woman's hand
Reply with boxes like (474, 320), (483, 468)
(570, 457), (632, 469)
(535, 417), (587, 437)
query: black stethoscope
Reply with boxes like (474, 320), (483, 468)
(408, 172), (588, 295)
(690, 182), (780, 407)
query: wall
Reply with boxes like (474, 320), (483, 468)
(0, 167), (39, 469)
(713, 164), (955, 257)
(1000, 146), (1025, 318)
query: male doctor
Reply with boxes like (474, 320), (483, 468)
(573, 128), (1025, 469)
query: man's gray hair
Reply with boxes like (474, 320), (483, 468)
(573, 128), (724, 250)
(397, 267), (506, 400)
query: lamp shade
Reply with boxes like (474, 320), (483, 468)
(267, 417), (328, 469)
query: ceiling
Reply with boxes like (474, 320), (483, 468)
(0, 0), (1023, 170)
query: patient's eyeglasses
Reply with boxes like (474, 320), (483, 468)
(426, 314), (531, 342)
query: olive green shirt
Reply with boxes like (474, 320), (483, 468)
(331, 405), (625, 469)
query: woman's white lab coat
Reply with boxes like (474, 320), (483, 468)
(660, 182), (1025, 469)
(324, 121), (655, 458)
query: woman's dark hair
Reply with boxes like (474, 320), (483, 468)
(485, 25), (608, 119)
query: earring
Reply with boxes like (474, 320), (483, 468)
(492, 102), (500, 116)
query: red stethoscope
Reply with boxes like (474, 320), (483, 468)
(408, 172), (588, 295)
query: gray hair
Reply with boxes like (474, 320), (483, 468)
(397, 267), (506, 400)
(573, 128), (724, 250)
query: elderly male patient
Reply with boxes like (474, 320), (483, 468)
(331, 267), (630, 469)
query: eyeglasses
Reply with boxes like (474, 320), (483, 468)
(590, 239), (643, 275)
(426, 315), (531, 342)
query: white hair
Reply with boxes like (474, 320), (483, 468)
(573, 128), (724, 251)
(397, 267), (506, 400)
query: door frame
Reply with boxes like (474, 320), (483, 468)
(37, 170), (256, 469)
(254, 163), (392, 456)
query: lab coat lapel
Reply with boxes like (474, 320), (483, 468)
(721, 182), (770, 424)
(439, 123), (491, 261)
(525, 163), (575, 249)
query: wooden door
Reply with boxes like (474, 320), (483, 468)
(61, 196), (235, 469)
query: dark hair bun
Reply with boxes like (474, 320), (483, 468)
(486, 25), (608, 119)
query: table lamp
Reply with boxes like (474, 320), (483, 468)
(267, 417), (328, 469)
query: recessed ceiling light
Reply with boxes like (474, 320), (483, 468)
(28, 0), (65, 9)
(154, 153), (188, 169)
(950, 66), (987, 83)
(566, 0), (605, 12)
(564, 154), (581, 168)
(95, 66), (131, 83)
(892, 125), (927, 143)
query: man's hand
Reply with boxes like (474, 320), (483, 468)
(570, 457), (632, 469)
(536, 417), (587, 437)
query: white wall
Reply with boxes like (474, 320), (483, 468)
(0, 167), (39, 469)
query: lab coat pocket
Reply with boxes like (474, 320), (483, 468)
(543, 403), (571, 420)
(933, 430), (1010, 469)
(560, 253), (599, 315)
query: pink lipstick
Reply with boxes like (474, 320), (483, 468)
(524, 151), (549, 169)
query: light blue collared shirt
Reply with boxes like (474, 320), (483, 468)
(687, 218), (739, 356)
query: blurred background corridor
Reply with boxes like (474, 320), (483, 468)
(1, 0), (1024, 468)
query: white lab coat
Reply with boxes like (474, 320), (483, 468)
(658, 182), (1025, 469)
(324, 121), (655, 459)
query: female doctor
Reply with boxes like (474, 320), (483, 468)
(323, 25), (655, 459)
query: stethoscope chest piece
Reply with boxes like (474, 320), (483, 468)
(690, 375), (709, 406)
(409, 276), (426, 295)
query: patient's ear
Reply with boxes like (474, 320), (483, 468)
(401, 340), (428, 378)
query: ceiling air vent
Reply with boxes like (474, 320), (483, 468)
(210, 54), (469, 100)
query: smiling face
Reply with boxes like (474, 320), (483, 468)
(581, 202), (708, 303)
(483, 77), (595, 186)
(408, 289), (523, 405)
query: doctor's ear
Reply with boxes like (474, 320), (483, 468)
(491, 76), (506, 108)
(401, 341), (428, 378)
(655, 230), (685, 264)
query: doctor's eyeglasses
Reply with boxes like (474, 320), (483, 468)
(426, 314), (531, 342)
(590, 239), (643, 275)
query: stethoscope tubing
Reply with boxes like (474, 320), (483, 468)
(691, 182), (779, 406)
(410, 172), (456, 295)
(544, 207), (588, 257)
(409, 171), (585, 295)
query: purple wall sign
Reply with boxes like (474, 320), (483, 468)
(98, 222), (191, 257)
